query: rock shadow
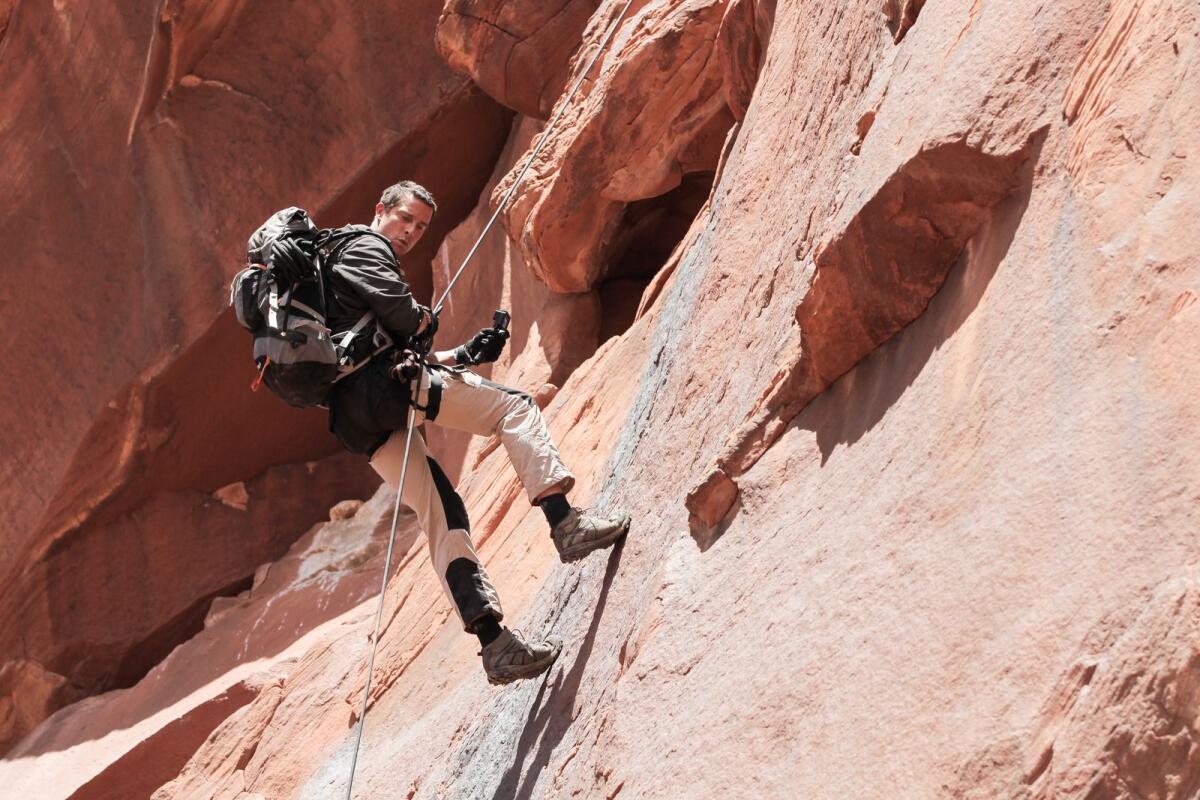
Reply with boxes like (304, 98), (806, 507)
(685, 131), (1045, 544)
(802, 134), (1043, 463)
(490, 539), (625, 800)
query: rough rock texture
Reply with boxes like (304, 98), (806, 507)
(437, 0), (603, 118)
(0, 0), (511, 750)
(952, 571), (1200, 799)
(5, 0), (1200, 797)
(0, 488), (415, 800)
(496, 0), (739, 293)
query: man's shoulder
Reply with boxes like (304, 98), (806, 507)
(332, 226), (396, 265)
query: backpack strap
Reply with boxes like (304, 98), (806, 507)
(321, 228), (396, 264)
(333, 310), (377, 353)
(320, 227), (401, 372)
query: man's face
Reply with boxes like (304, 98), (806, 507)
(372, 195), (433, 256)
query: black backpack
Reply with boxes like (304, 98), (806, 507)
(230, 207), (393, 408)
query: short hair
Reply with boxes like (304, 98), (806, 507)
(380, 180), (437, 214)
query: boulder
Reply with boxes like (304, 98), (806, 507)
(494, 0), (737, 293)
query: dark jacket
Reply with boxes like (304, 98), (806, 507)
(325, 225), (424, 344)
(325, 226), (423, 456)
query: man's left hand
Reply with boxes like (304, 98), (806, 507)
(454, 326), (509, 365)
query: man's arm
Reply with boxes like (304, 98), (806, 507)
(429, 348), (459, 366)
(333, 235), (427, 338)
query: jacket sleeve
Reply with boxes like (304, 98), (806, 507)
(332, 235), (424, 338)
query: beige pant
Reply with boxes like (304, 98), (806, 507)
(369, 367), (575, 630)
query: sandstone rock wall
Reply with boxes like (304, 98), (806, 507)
(437, 0), (603, 118)
(2, 0), (1198, 797)
(0, 0), (510, 751)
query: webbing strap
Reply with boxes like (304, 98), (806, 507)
(268, 283), (281, 330)
(288, 297), (324, 321)
(334, 311), (376, 351)
(418, 368), (443, 422)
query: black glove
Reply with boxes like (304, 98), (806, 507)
(454, 326), (509, 365)
(410, 305), (438, 356)
(268, 236), (316, 283)
(415, 305), (438, 337)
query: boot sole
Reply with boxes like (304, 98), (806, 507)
(557, 515), (631, 564)
(486, 639), (564, 686)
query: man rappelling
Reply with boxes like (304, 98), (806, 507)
(233, 180), (630, 687)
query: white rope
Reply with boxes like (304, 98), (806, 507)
(343, 407), (416, 800)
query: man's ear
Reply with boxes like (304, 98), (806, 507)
(374, 202), (385, 218)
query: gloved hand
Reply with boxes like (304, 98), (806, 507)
(269, 236), (316, 283)
(415, 305), (438, 337)
(453, 326), (509, 366)
(410, 304), (439, 356)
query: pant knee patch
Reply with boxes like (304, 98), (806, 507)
(445, 557), (503, 631)
(478, 375), (535, 407)
(426, 456), (470, 532)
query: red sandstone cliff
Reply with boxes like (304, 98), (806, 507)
(2, 0), (1198, 798)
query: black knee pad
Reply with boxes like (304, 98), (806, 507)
(426, 456), (469, 532)
(445, 557), (503, 631)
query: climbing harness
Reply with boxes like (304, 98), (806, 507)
(343, 2), (637, 798)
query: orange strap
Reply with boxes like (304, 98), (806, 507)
(251, 358), (271, 392)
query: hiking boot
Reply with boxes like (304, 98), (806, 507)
(480, 628), (563, 686)
(551, 508), (631, 563)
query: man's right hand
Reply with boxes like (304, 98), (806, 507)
(406, 304), (439, 358)
(414, 304), (438, 337)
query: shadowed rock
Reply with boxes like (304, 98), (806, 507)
(496, 0), (736, 293)
(883, 0), (925, 43)
(688, 135), (1038, 532)
(0, 0), (509, 752)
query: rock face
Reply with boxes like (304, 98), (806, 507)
(0, 489), (415, 800)
(0, 0), (510, 751)
(4, 0), (1199, 798)
(495, 0), (738, 293)
(437, 0), (602, 118)
(952, 571), (1200, 799)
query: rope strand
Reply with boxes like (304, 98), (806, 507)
(343, 407), (416, 800)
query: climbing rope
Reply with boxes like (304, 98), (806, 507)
(343, 410), (417, 800)
(343, 3), (637, 798)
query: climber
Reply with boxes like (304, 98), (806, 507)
(295, 179), (631, 685)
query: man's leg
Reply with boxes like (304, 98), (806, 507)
(421, 368), (573, 501)
(370, 428), (561, 684)
(418, 367), (630, 561)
